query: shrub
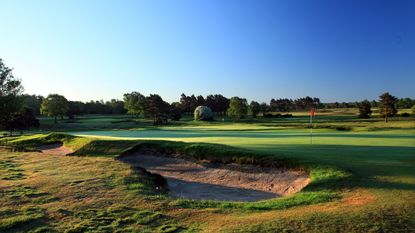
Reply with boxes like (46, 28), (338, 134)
(400, 112), (410, 117)
(194, 106), (213, 121)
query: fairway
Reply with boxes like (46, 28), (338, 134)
(71, 126), (415, 174)
(1, 117), (415, 232)
(1, 1), (415, 231)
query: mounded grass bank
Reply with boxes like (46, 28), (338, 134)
(1, 133), (351, 211)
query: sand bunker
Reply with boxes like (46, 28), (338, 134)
(120, 154), (310, 202)
(39, 143), (72, 156)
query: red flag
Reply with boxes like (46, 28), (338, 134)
(310, 107), (315, 117)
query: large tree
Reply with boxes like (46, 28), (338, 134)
(396, 98), (415, 109)
(249, 101), (261, 118)
(259, 102), (269, 116)
(379, 92), (398, 122)
(106, 99), (127, 114)
(270, 98), (293, 112)
(41, 94), (69, 123)
(227, 97), (248, 119)
(206, 94), (230, 115)
(123, 92), (146, 117)
(0, 59), (24, 133)
(23, 94), (44, 115)
(143, 94), (170, 125)
(4, 107), (39, 135)
(358, 100), (372, 119)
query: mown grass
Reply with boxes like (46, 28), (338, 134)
(1, 133), (351, 212)
(1, 112), (414, 232)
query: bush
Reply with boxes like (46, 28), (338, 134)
(282, 113), (293, 118)
(400, 112), (410, 117)
(263, 113), (273, 118)
(169, 113), (181, 121)
(194, 106), (213, 121)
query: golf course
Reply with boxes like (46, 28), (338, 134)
(1, 0), (415, 232)
(1, 111), (414, 232)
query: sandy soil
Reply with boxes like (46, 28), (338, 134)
(39, 143), (72, 156)
(120, 154), (310, 202)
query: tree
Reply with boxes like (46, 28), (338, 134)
(411, 105), (415, 116)
(396, 98), (415, 109)
(358, 100), (372, 118)
(0, 59), (24, 134)
(41, 94), (69, 123)
(23, 94), (43, 115)
(205, 94), (230, 115)
(196, 95), (205, 107)
(379, 92), (398, 122)
(123, 92), (146, 117)
(4, 107), (39, 135)
(106, 99), (127, 114)
(259, 102), (269, 116)
(227, 97), (248, 119)
(270, 98), (293, 112)
(249, 101), (261, 118)
(169, 102), (182, 121)
(143, 94), (170, 125)
(67, 101), (85, 119)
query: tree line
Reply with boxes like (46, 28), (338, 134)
(1, 59), (415, 134)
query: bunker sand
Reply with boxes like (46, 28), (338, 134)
(120, 154), (310, 202)
(39, 143), (72, 156)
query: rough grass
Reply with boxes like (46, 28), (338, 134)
(1, 113), (414, 232)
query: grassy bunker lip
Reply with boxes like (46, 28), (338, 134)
(1, 133), (348, 209)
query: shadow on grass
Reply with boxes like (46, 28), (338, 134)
(71, 129), (415, 140)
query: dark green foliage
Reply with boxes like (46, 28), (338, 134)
(358, 100), (372, 118)
(399, 112), (410, 117)
(123, 91), (146, 117)
(0, 59), (22, 96)
(0, 59), (25, 134)
(270, 98), (292, 112)
(1, 106), (39, 136)
(169, 102), (182, 121)
(22, 94), (43, 115)
(379, 92), (398, 122)
(396, 97), (415, 109)
(227, 97), (248, 119)
(41, 94), (69, 123)
(180, 93), (230, 115)
(249, 101), (261, 118)
(180, 93), (198, 113)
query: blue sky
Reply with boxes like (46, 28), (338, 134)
(1, 0), (414, 103)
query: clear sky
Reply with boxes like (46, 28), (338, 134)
(1, 0), (414, 103)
